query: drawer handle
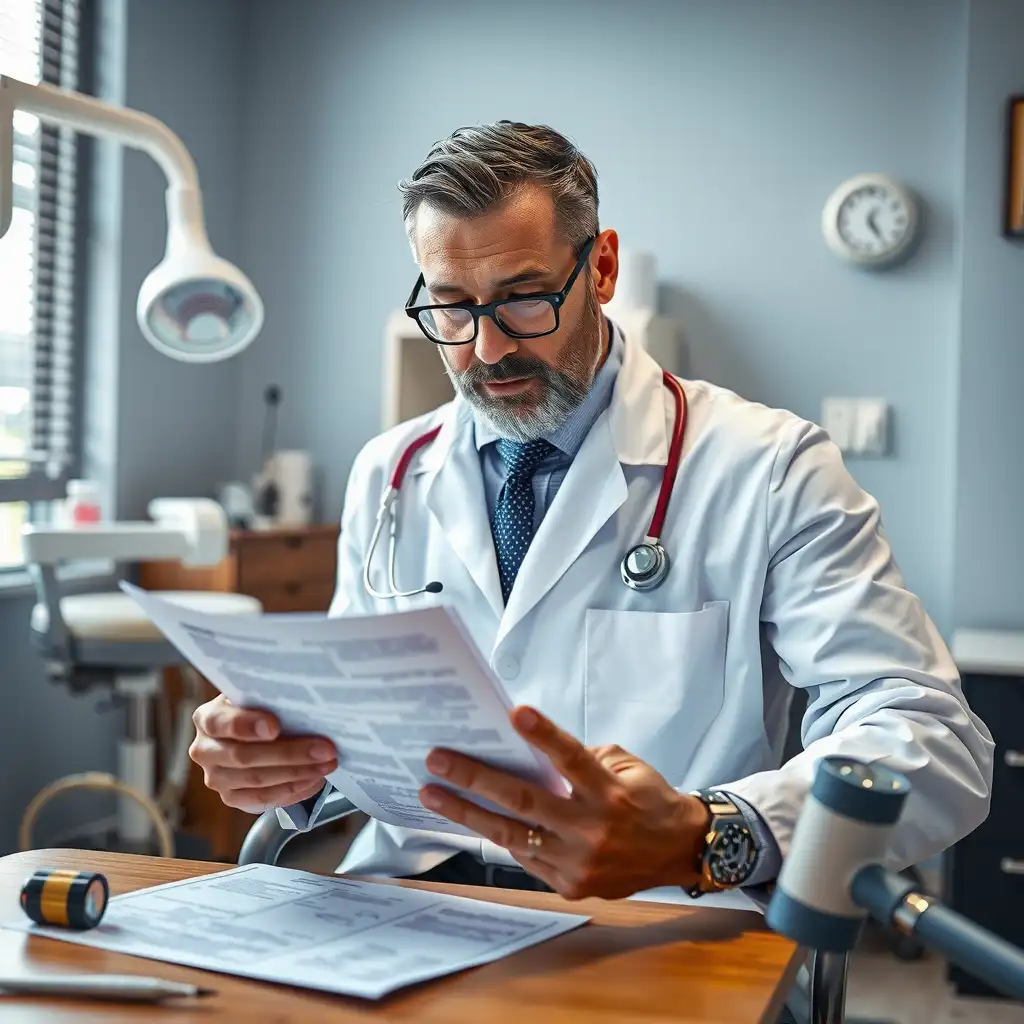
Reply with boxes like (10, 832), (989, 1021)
(284, 582), (301, 595)
(284, 537), (304, 550)
(1001, 858), (1024, 875)
(1005, 750), (1024, 768)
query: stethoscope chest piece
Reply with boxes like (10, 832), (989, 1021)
(621, 541), (670, 592)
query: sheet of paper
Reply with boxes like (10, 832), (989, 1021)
(4, 864), (588, 999)
(628, 885), (765, 913)
(122, 584), (566, 835)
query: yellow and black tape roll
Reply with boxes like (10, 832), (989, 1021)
(20, 868), (109, 930)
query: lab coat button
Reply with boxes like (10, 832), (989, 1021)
(497, 654), (520, 680)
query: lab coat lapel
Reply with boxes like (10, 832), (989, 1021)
(496, 416), (626, 644)
(496, 335), (670, 644)
(422, 401), (505, 619)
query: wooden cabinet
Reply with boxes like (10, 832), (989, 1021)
(140, 524), (340, 862)
(143, 524), (339, 613)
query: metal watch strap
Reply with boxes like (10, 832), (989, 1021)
(686, 789), (757, 899)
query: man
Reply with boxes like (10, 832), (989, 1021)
(190, 121), (992, 900)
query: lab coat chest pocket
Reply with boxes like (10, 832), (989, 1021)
(584, 602), (729, 786)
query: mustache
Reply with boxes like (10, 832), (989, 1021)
(458, 353), (555, 386)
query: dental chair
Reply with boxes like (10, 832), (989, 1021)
(21, 498), (262, 856)
(237, 792), (849, 1024)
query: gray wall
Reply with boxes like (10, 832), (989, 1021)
(236, 0), (969, 633)
(0, 0), (248, 855)
(114, 0), (247, 518)
(954, 0), (1024, 629)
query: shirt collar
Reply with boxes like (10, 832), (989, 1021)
(473, 319), (625, 457)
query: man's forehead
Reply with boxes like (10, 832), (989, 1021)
(411, 188), (565, 275)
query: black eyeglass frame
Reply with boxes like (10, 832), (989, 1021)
(403, 236), (597, 345)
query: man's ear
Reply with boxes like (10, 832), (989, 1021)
(592, 228), (619, 306)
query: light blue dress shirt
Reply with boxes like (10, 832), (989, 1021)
(474, 321), (624, 526)
(472, 320), (781, 888)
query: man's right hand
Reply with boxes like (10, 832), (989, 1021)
(190, 694), (338, 813)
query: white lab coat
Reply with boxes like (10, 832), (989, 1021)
(319, 331), (993, 880)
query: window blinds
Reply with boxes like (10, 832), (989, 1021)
(0, 0), (84, 502)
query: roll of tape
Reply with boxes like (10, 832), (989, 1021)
(20, 868), (109, 930)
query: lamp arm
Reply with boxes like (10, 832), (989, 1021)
(2, 75), (197, 188)
(0, 75), (262, 361)
(0, 76), (208, 251)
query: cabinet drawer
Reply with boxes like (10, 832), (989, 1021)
(950, 842), (1024, 940)
(962, 673), (1024, 747)
(969, 745), (1024, 844)
(949, 842), (1024, 996)
(236, 532), (338, 591)
(249, 580), (336, 614)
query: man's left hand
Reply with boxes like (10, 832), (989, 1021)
(419, 706), (710, 900)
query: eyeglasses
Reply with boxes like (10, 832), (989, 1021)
(404, 236), (597, 345)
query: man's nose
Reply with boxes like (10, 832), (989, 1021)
(474, 315), (518, 365)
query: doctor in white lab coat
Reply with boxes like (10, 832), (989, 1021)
(190, 121), (992, 900)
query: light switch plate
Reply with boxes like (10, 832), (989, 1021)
(821, 397), (890, 456)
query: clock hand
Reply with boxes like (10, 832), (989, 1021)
(866, 208), (882, 240)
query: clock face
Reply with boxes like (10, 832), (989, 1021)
(823, 174), (918, 267)
(837, 184), (910, 257)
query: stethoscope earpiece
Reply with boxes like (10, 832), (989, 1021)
(620, 541), (670, 592)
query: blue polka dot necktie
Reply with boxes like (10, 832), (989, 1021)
(491, 438), (554, 603)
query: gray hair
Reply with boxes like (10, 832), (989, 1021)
(399, 121), (599, 254)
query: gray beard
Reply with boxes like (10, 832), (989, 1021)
(443, 291), (604, 443)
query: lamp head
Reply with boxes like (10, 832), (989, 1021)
(0, 77), (264, 363)
(137, 246), (263, 363)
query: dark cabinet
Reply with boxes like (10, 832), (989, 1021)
(948, 668), (1024, 997)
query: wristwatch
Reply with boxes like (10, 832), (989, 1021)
(686, 790), (759, 898)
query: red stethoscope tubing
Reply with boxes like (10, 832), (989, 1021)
(649, 371), (687, 542)
(389, 424), (442, 490)
(389, 370), (687, 542)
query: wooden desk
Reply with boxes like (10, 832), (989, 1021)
(0, 849), (801, 1023)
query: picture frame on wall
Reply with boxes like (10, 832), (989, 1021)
(1004, 95), (1024, 238)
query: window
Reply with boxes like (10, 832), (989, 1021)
(0, 0), (88, 569)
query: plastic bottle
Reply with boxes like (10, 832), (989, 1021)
(64, 480), (102, 526)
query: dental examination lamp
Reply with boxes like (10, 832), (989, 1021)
(0, 75), (263, 362)
(767, 757), (1024, 1004)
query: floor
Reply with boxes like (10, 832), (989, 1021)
(280, 826), (1023, 1024)
(847, 946), (1024, 1024)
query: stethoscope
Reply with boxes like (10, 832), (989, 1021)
(362, 369), (687, 600)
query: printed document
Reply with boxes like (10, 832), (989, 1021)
(122, 584), (567, 835)
(5, 864), (588, 999)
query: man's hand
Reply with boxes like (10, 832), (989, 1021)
(190, 694), (338, 813)
(419, 706), (710, 900)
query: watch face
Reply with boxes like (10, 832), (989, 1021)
(708, 822), (756, 887)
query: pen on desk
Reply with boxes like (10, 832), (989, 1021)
(0, 974), (216, 1002)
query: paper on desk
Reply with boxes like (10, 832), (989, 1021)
(628, 885), (764, 914)
(121, 583), (567, 835)
(4, 864), (588, 999)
